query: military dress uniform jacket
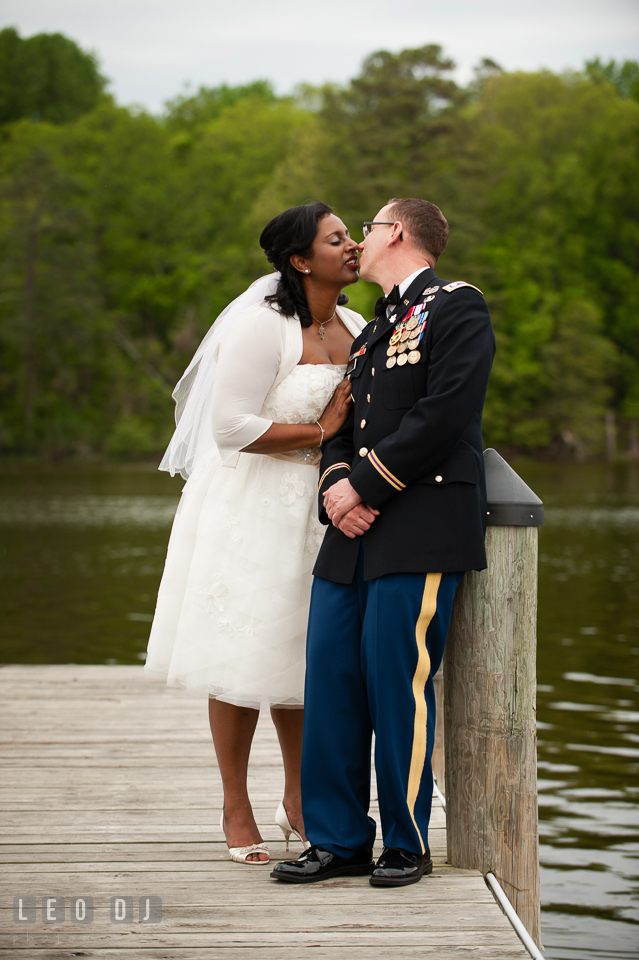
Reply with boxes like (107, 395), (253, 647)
(313, 267), (496, 585)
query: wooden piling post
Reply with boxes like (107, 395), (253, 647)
(443, 449), (544, 947)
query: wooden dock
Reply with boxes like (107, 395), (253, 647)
(0, 665), (528, 959)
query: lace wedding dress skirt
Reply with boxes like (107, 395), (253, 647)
(145, 363), (345, 709)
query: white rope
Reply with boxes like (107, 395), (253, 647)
(431, 781), (541, 960)
(431, 784), (542, 959)
(485, 872), (544, 960)
(433, 780), (446, 808)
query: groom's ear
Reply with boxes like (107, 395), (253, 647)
(387, 222), (404, 245)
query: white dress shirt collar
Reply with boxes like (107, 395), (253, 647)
(398, 267), (431, 298)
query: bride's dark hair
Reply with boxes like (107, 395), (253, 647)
(260, 201), (349, 328)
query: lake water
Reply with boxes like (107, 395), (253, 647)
(0, 460), (637, 959)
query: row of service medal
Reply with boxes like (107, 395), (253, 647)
(386, 304), (430, 368)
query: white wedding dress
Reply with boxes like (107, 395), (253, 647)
(145, 362), (346, 709)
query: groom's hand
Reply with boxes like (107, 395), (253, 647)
(337, 503), (380, 539)
(323, 478), (362, 525)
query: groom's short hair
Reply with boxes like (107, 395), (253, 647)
(387, 198), (449, 262)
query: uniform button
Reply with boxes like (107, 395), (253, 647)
(359, 447), (368, 457)
(360, 419), (367, 429)
(435, 475), (443, 482)
(367, 394), (371, 402)
(371, 367), (375, 376)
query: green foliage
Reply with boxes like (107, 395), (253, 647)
(586, 58), (639, 103)
(469, 70), (639, 454)
(165, 80), (278, 130)
(105, 413), (167, 459)
(0, 84), (308, 458)
(253, 56), (639, 457)
(539, 301), (617, 451)
(0, 35), (637, 460)
(318, 44), (466, 227)
(0, 126), (105, 455)
(0, 27), (106, 125)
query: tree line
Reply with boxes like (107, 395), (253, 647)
(0, 27), (638, 461)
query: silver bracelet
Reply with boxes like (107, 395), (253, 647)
(315, 421), (325, 446)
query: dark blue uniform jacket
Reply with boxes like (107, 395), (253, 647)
(314, 266), (496, 585)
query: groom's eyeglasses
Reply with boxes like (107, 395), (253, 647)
(362, 222), (402, 239)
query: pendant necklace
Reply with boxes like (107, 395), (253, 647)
(311, 311), (336, 339)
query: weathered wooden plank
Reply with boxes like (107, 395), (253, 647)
(0, 948), (530, 960)
(0, 864), (486, 886)
(0, 831), (444, 852)
(0, 906), (525, 933)
(0, 893), (496, 911)
(1, 936), (527, 957)
(5, 812), (420, 827)
(1, 849), (449, 867)
(1, 879), (483, 901)
(1, 811), (445, 830)
(0, 839), (449, 864)
(0, 665), (528, 959)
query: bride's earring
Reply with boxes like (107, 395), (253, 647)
(305, 269), (310, 274)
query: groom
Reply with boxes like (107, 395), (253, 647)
(272, 198), (495, 886)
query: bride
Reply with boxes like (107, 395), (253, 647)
(145, 202), (369, 864)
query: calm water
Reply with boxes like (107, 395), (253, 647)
(0, 460), (638, 959)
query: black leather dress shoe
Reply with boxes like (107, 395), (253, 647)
(270, 845), (375, 883)
(369, 846), (433, 887)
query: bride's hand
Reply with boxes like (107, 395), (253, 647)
(318, 378), (353, 441)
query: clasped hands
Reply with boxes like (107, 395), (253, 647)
(322, 478), (379, 539)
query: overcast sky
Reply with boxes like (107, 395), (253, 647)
(3, 0), (639, 112)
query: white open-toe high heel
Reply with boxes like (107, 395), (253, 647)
(220, 812), (270, 865)
(275, 801), (311, 851)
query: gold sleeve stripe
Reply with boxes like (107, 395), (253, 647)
(368, 450), (405, 491)
(318, 462), (351, 489)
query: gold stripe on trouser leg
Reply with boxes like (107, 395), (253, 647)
(406, 572), (442, 854)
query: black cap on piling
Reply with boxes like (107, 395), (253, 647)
(484, 448), (544, 526)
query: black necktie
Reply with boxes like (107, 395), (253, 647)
(374, 285), (400, 318)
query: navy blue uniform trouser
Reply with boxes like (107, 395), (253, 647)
(301, 549), (463, 858)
